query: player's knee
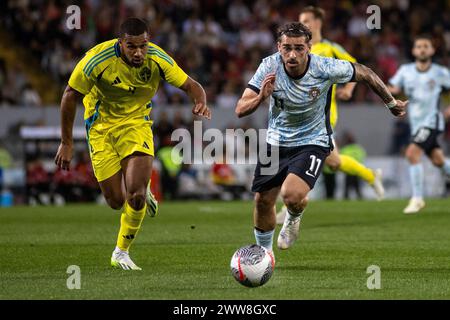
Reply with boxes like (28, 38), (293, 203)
(105, 196), (124, 210)
(127, 192), (146, 210)
(280, 188), (307, 210)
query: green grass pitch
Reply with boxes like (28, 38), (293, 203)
(1, 199), (450, 299)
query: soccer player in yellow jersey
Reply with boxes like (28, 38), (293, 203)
(276, 6), (385, 223)
(55, 18), (211, 270)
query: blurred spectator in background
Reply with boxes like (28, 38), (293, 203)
(21, 83), (42, 107)
(154, 111), (174, 150)
(177, 163), (201, 199)
(389, 117), (411, 155)
(340, 131), (367, 200)
(73, 150), (100, 202)
(216, 82), (239, 109)
(0, 140), (12, 191)
(26, 157), (51, 205)
(321, 168), (336, 200)
(53, 165), (76, 203)
(211, 148), (247, 200)
(157, 143), (182, 200)
(0, 59), (6, 104)
(3, 1), (448, 107)
(172, 110), (190, 131)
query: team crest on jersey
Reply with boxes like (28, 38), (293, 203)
(139, 67), (152, 82)
(309, 87), (320, 100)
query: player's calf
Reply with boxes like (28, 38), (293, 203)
(253, 189), (279, 251)
(278, 180), (309, 250)
(254, 190), (278, 231)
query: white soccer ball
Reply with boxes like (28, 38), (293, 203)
(230, 244), (275, 287)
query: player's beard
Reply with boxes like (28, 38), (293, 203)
(417, 55), (431, 63)
(123, 55), (143, 67)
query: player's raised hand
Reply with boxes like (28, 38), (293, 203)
(55, 142), (73, 170)
(389, 99), (408, 117)
(192, 101), (211, 120)
(260, 73), (276, 100)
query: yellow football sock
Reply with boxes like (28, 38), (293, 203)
(339, 154), (375, 184)
(116, 201), (146, 252)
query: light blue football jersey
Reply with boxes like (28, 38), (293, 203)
(389, 63), (450, 135)
(248, 53), (355, 148)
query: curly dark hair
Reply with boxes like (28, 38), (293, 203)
(276, 22), (312, 43)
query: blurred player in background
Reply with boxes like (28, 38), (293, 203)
(276, 6), (385, 223)
(388, 36), (450, 214)
(235, 22), (407, 253)
(55, 18), (210, 270)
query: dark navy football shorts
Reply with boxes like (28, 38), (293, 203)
(411, 127), (442, 156)
(251, 143), (331, 193)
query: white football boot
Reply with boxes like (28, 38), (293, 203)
(111, 247), (142, 270)
(403, 197), (425, 214)
(371, 168), (385, 201)
(146, 183), (158, 217)
(277, 212), (302, 250)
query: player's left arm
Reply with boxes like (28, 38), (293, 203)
(179, 77), (211, 120)
(153, 44), (211, 120)
(332, 43), (357, 101)
(353, 62), (408, 117)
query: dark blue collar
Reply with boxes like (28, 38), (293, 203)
(114, 41), (121, 57)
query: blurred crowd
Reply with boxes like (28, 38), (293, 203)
(25, 150), (101, 205)
(1, 0), (450, 204)
(1, 0), (449, 107)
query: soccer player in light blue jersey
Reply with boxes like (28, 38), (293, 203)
(235, 22), (407, 252)
(389, 36), (450, 214)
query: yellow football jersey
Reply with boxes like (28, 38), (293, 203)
(68, 39), (188, 130)
(311, 39), (356, 128)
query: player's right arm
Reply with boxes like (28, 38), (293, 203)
(236, 57), (276, 118)
(331, 42), (357, 101)
(235, 73), (275, 118)
(55, 85), (84, 170)
(55, 53), (95, 170)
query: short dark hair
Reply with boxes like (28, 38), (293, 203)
(119, 18), (148, 38)
(414, 34), (433, 45)
(301, 6), (326, 21)
(277, 22), (312, 42)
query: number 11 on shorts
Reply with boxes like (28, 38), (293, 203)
(306, 155), (321, 178)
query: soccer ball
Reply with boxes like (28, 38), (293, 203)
(230, 244), (275, 287)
